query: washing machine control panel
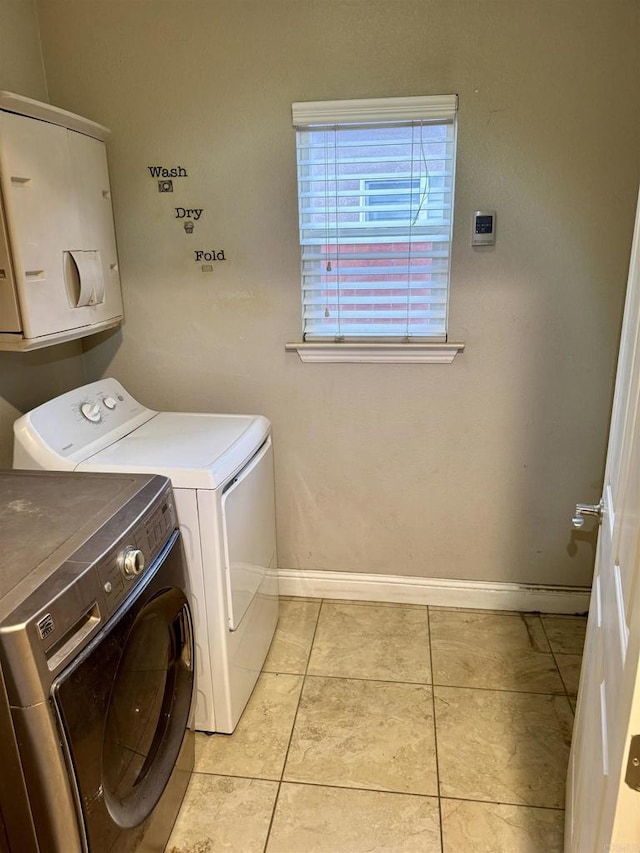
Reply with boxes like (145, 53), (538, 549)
(14, 377), (154, 464)
(119, 547), (145, 578)
(80, 401), (102, 423)
(99, 490), (177, 608)
(79, 393), (122, 423)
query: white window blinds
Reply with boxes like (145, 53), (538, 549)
(293, 95), (458, 342)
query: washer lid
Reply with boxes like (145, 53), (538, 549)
(78, 412), (271, 489)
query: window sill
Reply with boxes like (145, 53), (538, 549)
(285, 341), (465, 364)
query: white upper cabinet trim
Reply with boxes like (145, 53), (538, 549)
(0, 91), (110, 141)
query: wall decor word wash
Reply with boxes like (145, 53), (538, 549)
(147, 163), (226, 268)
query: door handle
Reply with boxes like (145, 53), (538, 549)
(572, 499), (604, 529)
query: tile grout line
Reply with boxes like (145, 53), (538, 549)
(195, 601), (577, 851)
(260, 596), (324, 852)
(301, 669), (572, 699)
(186, 768), (567, 813)
(255, 601), (576, 851)
(538, 615), (576, 709)
(426, 605), (445, 853)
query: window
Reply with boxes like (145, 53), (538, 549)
(292, 95), (458, 345)
(364, 178), (421, 223)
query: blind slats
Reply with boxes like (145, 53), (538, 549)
(304, 313), (447, 323)
(302, 285), (449, 295)
(301, 250), (449, 261)
(302, 266), (450, 276)
(297, 153), (455, 167)
(305, 301), (447, 311)
(298, 189), (454, 200)
(295, 97), (457, 341)
(299, 174), (453, 187)
(303, 287), (448, 298)
(300, 233), (452, 245)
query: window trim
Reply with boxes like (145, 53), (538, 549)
(285, 341), (465, 364)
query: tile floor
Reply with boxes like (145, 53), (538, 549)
(166, 598), (586, 853)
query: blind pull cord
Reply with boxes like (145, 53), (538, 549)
(406, 121), (418, 339)
(333, 126), (342, 337)
(324, 129), (332, 318)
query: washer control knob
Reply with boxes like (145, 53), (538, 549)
(103, 396), (117, 410)
(80, 402), (102, 423)
(120, 547), (145, 579)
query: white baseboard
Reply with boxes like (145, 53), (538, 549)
(277, 568), (591, 615)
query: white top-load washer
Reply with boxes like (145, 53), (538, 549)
(13, 378), (279, 734)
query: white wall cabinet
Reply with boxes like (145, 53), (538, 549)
(0, 92), (123, 351)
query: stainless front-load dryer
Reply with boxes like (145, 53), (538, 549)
(0, 470), (194, 852)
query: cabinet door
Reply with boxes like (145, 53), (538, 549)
(68, 130), (123, 326)
(0, 111), (82, 338)
(0, 112), (122, 341)
(0, 196), (20, 333)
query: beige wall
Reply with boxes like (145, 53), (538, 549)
(0, 0), (86, 467)
(37, 0), (640, 587)
(0, 0), (47, 101)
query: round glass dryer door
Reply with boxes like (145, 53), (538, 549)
(51, 533), (193, 853)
